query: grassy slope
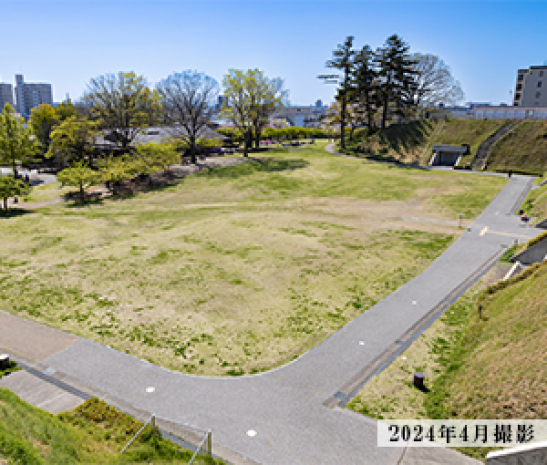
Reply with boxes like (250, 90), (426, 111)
(0, 391), (220, 464)
(0, 144), (506, 376)
(344, 119), (508, 165)
(427, 262), (547, 421)
(522, 181), (547, 224)
(487, 121), (547, 175)
(348, 261), (547, 461)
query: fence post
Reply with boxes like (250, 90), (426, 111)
(207, 430), (212, 456)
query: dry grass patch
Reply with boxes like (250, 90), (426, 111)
(0, 144), (506, 375)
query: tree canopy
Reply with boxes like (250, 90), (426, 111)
(56, 161), (100, 201)
(406, 53), (465, 109)
(47, 117), (97, 169)
(0, 175), (30, 210)
(82, 72), (159, 150)
(320, 34), (463, 136)
(319, 36), (355, 148)
(30, 104), (59, 155)
(221, 69), (286, 156)
(156, 70), (219, 163)
(375, 34), (418, 129)
(0, 103), (38, 173)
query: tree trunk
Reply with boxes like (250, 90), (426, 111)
(254, 129), (261, 149)
(243, 130), (251, 157)
(340, 95), (346, 149)
(79, 183), (85, 202)
(381, 94), (389, 130)
(3, 197), (7, 210)
(189, 136), (198, 164)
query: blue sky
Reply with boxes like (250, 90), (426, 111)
(2, 0), (547, 106)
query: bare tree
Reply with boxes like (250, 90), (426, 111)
(156, 70), (219, 164)
(406, 53), (465, 110)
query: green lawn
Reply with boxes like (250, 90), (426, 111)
(0, 390), (221, 464)
(0, 143), (506, 375)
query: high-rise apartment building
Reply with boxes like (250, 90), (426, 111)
(513, 65), (547, 107)
(0, 83), (14, 108)
(14, 74), (53, 118)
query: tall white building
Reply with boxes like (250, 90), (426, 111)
(0, 83), (14, 109)
(14, 74), (53, 118)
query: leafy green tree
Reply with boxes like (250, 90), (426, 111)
(156, 71), (219, 164)
(323, 101), (364, 142)
(57, 161), (100, 202)
(30, 104), (59, 155)
(98, 155), (137, 194)
(0, 175), (30, 210)
(82, 72), (159, 150)
(48, 117), (97, 169)
(0, 104), (38, 174)
(375, 34), (418, 129)
(217, 127), (243, 146)
(319, 36), (355, 149)
(55, 99), (79, 121)
(133, 142), (180, 185)
(221, 69), (286, 156)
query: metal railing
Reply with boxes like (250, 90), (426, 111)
(120, 414), (156, 454)
(120, 413), (213, 464)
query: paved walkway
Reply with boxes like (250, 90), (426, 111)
(0, 153), (540, 464)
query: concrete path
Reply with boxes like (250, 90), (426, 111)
(0, 370), (85, 415)
(0, 154), (540, 464)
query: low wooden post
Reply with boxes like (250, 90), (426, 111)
(207, 431), (212, 456)
(413, 372), (425, 390)
(0, 354), (10, 370)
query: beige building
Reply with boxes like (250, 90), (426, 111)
(0, 83), (14, 108)
(513, 65), (547, 107)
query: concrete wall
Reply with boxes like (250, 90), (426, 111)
(486, 441), (547, 464)
(474, 106), (547, 120)
(512, 235), (547, 265)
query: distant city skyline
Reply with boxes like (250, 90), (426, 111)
(2, 1), (547, 107)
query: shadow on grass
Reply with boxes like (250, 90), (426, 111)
(0, 208), (35, 218)
(346, 119), (435, 163)
(387, 163), (430, 171)
(196, 158), (310, 179)
(66, 198), (105, 208)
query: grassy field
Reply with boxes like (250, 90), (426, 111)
(347, 261), (547, 461)
(486, 121), (547, 175)
(0, 143), (506, 375)
(343, 119), (508, 165)
(0, 389), (220, 464)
